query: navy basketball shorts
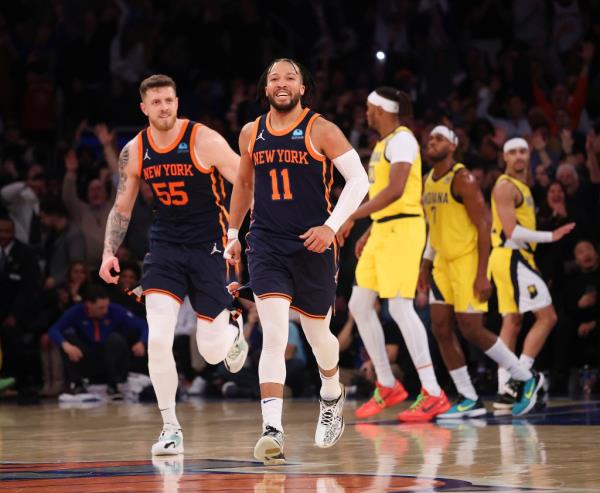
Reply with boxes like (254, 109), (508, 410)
(141, 239), (232, 320)
(247, 242), (338, 319)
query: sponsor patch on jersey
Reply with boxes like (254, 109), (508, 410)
(291, 128), (304, 140)
(177, 142), (189, 153)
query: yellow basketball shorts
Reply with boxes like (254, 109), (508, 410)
(489, 247), (552, 315)
(430, 251), (488, 313)
(355, 216), (425, 299)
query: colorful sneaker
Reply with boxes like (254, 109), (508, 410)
(254, 425), (285, 465)
(397, 388), (451, 422)
(493, 388), (517, 416)
(315, 384), (346, 448)
(437, 394), (486, 419)
(354, 380), (408, 419)
(512, 370), (545, 416)
(151, 425), (184, 455)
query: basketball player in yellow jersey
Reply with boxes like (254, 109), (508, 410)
(420, 126), (545, 418)
(490, 138), (574, 414)
(337, 87), (449, 422)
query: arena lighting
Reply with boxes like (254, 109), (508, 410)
(375, 50), (386, 61)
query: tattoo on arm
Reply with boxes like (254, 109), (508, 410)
(117, 146), (129, 194)
(104, 208), (130, 256)
(103, 143), (131, 256)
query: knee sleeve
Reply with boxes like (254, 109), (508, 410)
(146, 293), (179, 374)
(255, 296), (290, 385)
(348, 286), (378, 323)
(196, 310), (236, 365)
(300, 310), (339, 371)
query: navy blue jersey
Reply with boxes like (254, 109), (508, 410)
(137, 119), (228, 245)
(248, 108), (333, 253)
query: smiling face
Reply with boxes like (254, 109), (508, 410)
(140, 86), (178, 131)
(265, 61), (305, 112)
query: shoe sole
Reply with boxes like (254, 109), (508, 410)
(224, 335), (249, 374)
(512, 374), (544, 417)
(436, 407), (487, 419)
(152, 445), (184, 456)
(254, 436), (285, 465)
(493, 402), (514, 410)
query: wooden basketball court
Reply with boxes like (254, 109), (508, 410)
(1, 398), (599, 492)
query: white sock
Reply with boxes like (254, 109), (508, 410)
(261, 397), (283, 432)
(349, 287), (396, 388)
(320, 369), (342, 400)
(485, 339), (532, 381)
(519, 353), (535, 370)
(160, 407), (180, 428)
(449, 366), (478, 401)
(388, 297), (441, 396)
(497, 367), (511, 394)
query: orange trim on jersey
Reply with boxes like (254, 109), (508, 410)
(209, 169), (229, 248)
(266, 107), (309, 136)
(322, 159), (334, 214)
(305, 113), (325, 161)
(142, 289), (183, 304)
(290, 305), (327, 319)
(190, 123), (213, 174)
(196, 313), (214, 322)
(146, 119), (189, 154)
(257, 292), (293, 302)
(136, 131), (144, 177)
(247, 116), (262, 156)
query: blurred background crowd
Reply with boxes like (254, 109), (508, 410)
(1, 0), (599, 403)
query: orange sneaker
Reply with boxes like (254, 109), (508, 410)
(354, 380), (408, 419)
(397, 389), (451, 422)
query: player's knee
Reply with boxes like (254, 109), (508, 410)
(537, 305), (557, 329)
(431, 320), (452, 342)
(348, 290), (373, 317)
(503, 314), (523, 335)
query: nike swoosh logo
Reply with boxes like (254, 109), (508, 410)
(524, 386), (534, 399)
(457, 403), (474, 412)
(262, 398), (276, 404)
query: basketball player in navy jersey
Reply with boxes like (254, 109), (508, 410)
(99, 74), (248, 456)
(224, 59), (369, 464)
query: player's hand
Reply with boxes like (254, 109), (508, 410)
(300, 225), (335, 253)
(473, 274), (492, 302)
(335, 219), (354, 247)
(227, 281), (241, 297)
(64, 149), (79, 174)
(131, 341), (146, 357)
(417, 262), (431, 294)
(99, 255), (120, 284)
(578, 291), (597, 309)
(223, 239), (241, 265)
(354, 230), (370, 259)
(578, 320), (597, 337)
(552, 222), (576, 241)
(62, 341), (83, 362)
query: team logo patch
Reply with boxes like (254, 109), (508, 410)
(177, 142), (189, 153)
(291, 128), (304, 139)
(527, 284), (538, 299)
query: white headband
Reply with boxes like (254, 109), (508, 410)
(430, 125), (458, 145)
(503, 137), (529, 153)
(367, 91), (399, 113)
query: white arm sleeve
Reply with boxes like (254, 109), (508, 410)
(422, 236), (436, 261)
(511, 225), (553, 244)
(384, 131), (419, 164)
(324, 149), (369, 233)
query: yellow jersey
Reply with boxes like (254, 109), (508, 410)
(423, 163), (477, 260)
(491, 174), (537, 253)
(367, 126), (423, 220)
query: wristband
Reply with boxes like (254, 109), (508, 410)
(227, 228), (239, 240)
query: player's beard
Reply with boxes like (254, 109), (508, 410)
(268, 92), (302, 112)
(151, 113), (177, 131)
(427, 149), (449, 163)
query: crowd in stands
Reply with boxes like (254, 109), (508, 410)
(1, 0), (599, 402)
